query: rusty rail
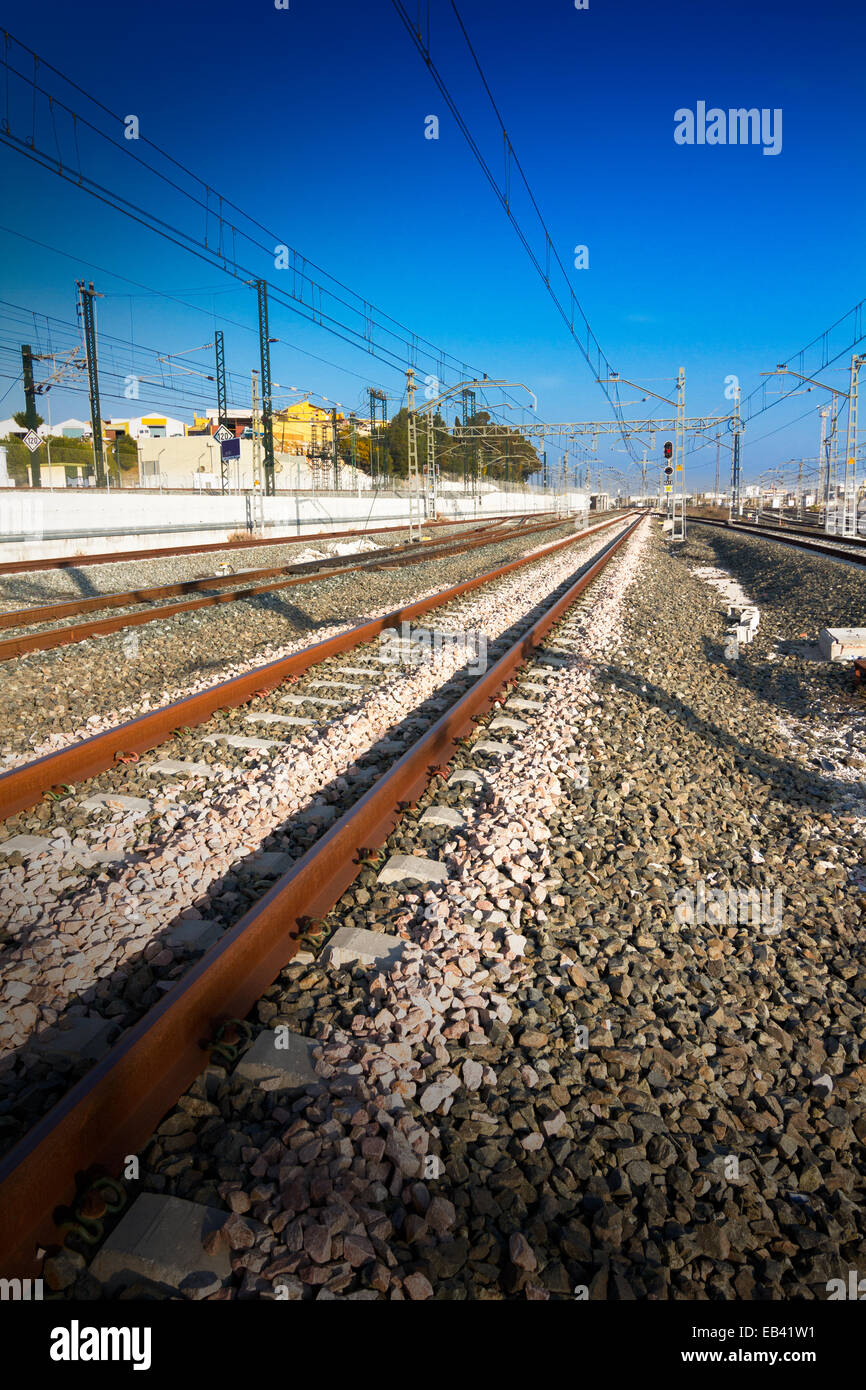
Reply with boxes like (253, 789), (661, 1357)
(0, 515), (564, 661)
(690, 517), (866, 565)
(0, 514), (632, 819)
(0, 513), (645, 1275)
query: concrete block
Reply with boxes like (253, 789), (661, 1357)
(472, 740), (513, 756)
(147, 759), (214, 778)
(489, 716), (529, 733)
(201, 734), (283, 750)
(82, 793), (152, 813)
(0, 834), (51, 856)
(448, 769), (485, 788)
(419, 805), (465, 828)
(377, 853), (448, 886)
(537, 654), (570, 667)
(90, 1194), (231, 1295)
(517, 682), (550, 695)
(32, 1015), (116, 1064)
(338, 667), (380, 677)
(506, 698), (544, 711)
(235, 1029), (318, 1088)
(818, 628), (866, 662)
(246, 713), (314, 727)
(319, 926), (405, 970)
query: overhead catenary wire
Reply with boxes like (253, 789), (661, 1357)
(391, 0), (640, 463)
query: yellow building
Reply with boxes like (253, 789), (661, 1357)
(273, 400), (343, 454)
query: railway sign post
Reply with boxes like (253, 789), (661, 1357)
(22, 430), (42, 488)
(213, 424), (233, 445)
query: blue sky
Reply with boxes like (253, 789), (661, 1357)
(0, 0), (863, 487)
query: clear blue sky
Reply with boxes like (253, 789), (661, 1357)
(0, 0), (863, 487)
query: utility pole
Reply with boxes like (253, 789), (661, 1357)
(714, 433), (721, 502)
(842, 353), (865, 537)
(641, 450), (647, 502)
(671, 367), (686, 541)
(425, 409), (437, 518)
(214, 330), (229, 494)
(406, 368), (422, 542)
(730, 385), (743, 519)
(19, 344), (41, 487)
(331, 406), (340, 490)
(251, 368), (264, 534)
(255, 280), (275, 496)
(77, 281), (106, 488)
(368, 387), (387, 487)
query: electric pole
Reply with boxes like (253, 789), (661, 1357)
(77, 281), (106, 488)
(842, 353), (865, 537)
(19, 344), (41, 486)
(331, 406), (340, 490)
(406, 367), (422, 542)
(214, 330), (229, 494)
(251, 368), (264, 533)
(255, 280), (275, 496)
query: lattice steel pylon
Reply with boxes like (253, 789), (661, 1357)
(76, 281), (106, 488)
(406, 368), (423, 542)
(670, 368), (687, 541)
(842, 354), (865, 537)
(255, 280), (276, 496)
(215, 330), (229, 494)
(251, 368), (264, 534)
(425, 411), (437, 518)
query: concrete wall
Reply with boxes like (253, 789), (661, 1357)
(0, 485), (591, 563)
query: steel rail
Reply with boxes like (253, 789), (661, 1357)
(0, 514), (634, 819)
(689, 517), (866, 565)
(0, 515), (563, 660)
(0, 511), (645, 1276)
(0, 511), (536, 576)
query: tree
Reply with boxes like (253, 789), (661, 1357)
(12, 409), (43, 430)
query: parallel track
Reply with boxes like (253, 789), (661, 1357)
(0, 514), (633, 818)
(0, 515), (563, 662)
(0, 511), (645, 1275)
(689, 516), (866, 565)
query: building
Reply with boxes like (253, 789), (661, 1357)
(105, 415), (186, 440)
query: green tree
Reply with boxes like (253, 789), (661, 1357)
(13, 409), (43, 430)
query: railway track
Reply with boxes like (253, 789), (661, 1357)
(689, 516), (866, 565)
(0, 514), (564, 662)
(0, 510), (645, 1277)
(0, 513), (633, 817)
(0, 510), (534, 577)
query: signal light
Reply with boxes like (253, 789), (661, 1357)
(663, 441), (673, 459)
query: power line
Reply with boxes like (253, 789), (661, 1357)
(391, 0), (639, 461)
(0, 29), (534, 421)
